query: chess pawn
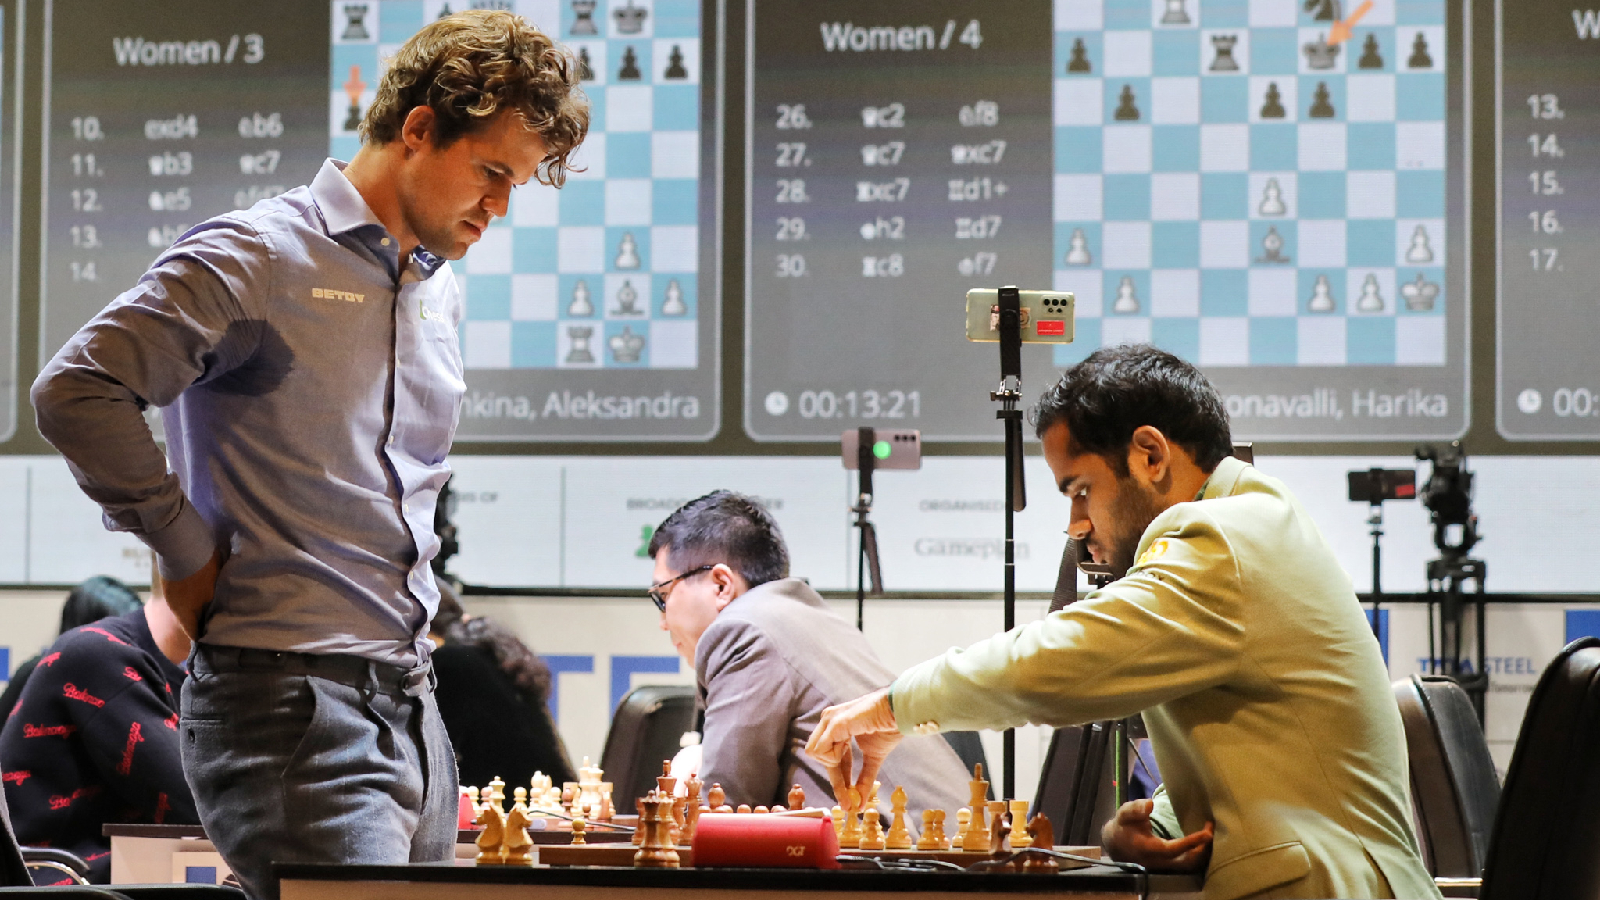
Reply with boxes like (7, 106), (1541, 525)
(754, 806), (769, 814)
(1356, 274), (1385, 312)
(1259, 178), (1287, 216)
(859, 808), (886, 850)
(503, 788), (535, 865)
(569, 279), (594, 316)
(1066, 37), (1092, 73)
(1408, 31), (1432, 68)
(955, 808), (972, 845)
(838, 788), (862, 849)
(661, 278), (688, 315)
(1114, 84), (1140, 121)
(788, 784), (805, 811)
(561, 782), (577, 810)
(1008, 801), (1032, 848)
(708, 783), (731, 813)
(570, 818), (587, 845)
(1308, 274), (1337, 313)
(933, 809), (951, 849)
(916, 809), (942, 850)
(664, 44), (689, 79)
(736, 804), (752, 815)
(831, 806), (845, 840)
(618, 45), (642, 81)
(474, 798), (506, 865)
(1406, 225), (1434, 263)
(1308, 81), (1336, 118)
(1359, 33), (1384, 69)
(615, 231), (642, 269)
(577, 46), (595, 81)
(1259, 82), (1286, 119)
(885, 786), (912, 850)
(1065, 227), (1092, 266)
(1112, 276), (1141, 314)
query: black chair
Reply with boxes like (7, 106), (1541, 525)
(1394, 674), (1501, 878)
(1478, 637), (1600, 900)
(1030, 722), (1117, 846)
(598, 684), (698, 810)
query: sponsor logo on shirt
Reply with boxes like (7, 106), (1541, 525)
(117, 722), (145, 775)
(39, 652), (60, 667)
(163, 713), (178, 731)
(82, 627), (127, 645)
(312, 286), (365, 303)
(1135, 539), (1172, 569)
(63, 683), (106, 708)
(123, 667), (143, 681)
(1, 770), (29, 785)
(47, 786), (102, 810)
(23, 724), (76, 739)
(154, 792), (171, 824)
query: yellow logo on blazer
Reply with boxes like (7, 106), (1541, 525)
(1135, 539), (1171, 569)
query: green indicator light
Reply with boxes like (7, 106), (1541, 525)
(873, 441), (892, 460)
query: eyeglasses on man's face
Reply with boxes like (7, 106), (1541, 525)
(647, 564), (715, 612)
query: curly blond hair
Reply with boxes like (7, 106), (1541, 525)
(361, 10), (588, 186)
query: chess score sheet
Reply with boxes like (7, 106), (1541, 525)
(1053, 0), (1448, 370)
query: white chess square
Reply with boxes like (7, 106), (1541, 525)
(1249, 76), (1297, 123)
(1346, 268), (1397, 315)
(1346, 74), (1396, 122)
(1151, 173), (1201, 219)
(463, 228), (513, 275)
(603, 273), (651, 319)
(1152, 78), (1201, 124)
(1297, 122), (1347, 170)
(1200, 29), (1250, 76)
(653, 38), (699, 85)
(1103, 31), (1154, 77)
(1056, 0), (1104, 31)
(1247, 268), (1298, 316)
(651, 225), (697, 272)
(565, 132), (607, 180)
(1396, 121), (1446, 169)
(1103, 222), (1153, 269)
(1396, 219), (1444, 265)
(1199, 317), (1250, 366)
(1346, 170), (1396, 218)
(1247, 0), (1296, 28)
(607, 0), (655, 39)
(1054, 269), (1104, 317)
(1101, 316), (1153, 347)
(1151, 269), (1200, 317)
(652, 131), (699, 179)
(1298, 27), (1348, 75)
(606, 85), (654, 132)
(1103, 125), (1153, 172)
(1055, 78), (1104, 126)
(1248, 172), (1297, 219)
(605, 179), (653, 226)
(511, 274), (559, 321)
(558, 226), (605, 273)
(513, 0), (561, 31)
(1199, 124), (1249, 171)
(1200, 220), (1249, 268)
(650, 320), (698, 368)
(464, 321), (511, 369)
(512, 184), (561, 227)
(1055, 174), (1103, 221)
(1297, 317), (1346, 365)
(1396, 316), (1447, 366)
(1297, 219), (1347, 267)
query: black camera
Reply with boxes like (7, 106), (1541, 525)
(1347, 468), (1416, 503)
(1416, 442), (1478, 558)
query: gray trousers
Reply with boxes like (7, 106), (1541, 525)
(180, 645), (458, 900)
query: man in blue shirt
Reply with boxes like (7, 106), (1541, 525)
(31, 11), (587, 899)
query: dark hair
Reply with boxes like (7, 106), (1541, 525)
(1031, 344), (1233, 473)
(646, 491), (790, 589)
(433, 583), (553, 703)
(60, 575), (142, 634)
(360, 10), (589, 187)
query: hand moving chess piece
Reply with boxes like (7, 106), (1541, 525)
(885, 786), (913, 850)
(838, 787), (863, 848)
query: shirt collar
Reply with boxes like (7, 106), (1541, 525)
(311, 158), (445, 278)
(1198, 455), (1250, 501)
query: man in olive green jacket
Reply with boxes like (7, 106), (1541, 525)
(808, 345), (1440, 900)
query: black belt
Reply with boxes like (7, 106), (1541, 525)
(195, 644), (436, 697)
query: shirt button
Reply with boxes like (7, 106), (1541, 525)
(913, 721), (940, 736)
(386, 435), (395, 446)
(380, 238), (391, 247)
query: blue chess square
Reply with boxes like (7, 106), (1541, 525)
(1250, 123), (1297, 169)
(1153, 30), (1202, 76)
(1152, 125), (1201, 170)
(1396, 171), (1445, 218)
(1200, 0), (1249, 28)
(1105, 0), (1149, 31)
(1396, 73), (1445, 121)
(655, 0), (701, 38)
(1055, 318), (1100, 365)
(1347, 220), (1397, 267)
(559, 181), (606, 226)
(652, 179), (698, 226)
(1201, 77), (1249, 123)
(1057, 126), (1105, 173)
(463, 275), (512, 321)
(1347, 317), (1396, 363)
(606, 132), (652, 178)
(1152, 221), (1201, 268)
(1396, 0), (1447, 26)
(1201, 172), (1248, 218)
(1250, 28), (1298, 74)
(1346, 123), (1397, 168)
(378, 1), (423, 43)
(1103, 174), (1152, 219)
(1152, 318), (1201, 358)
(513, 227), (560, 273)
(1298, 171), (1346, 218)
(1201, 268), (1249, 316)
(1248, 317), (1297, 364)
(653, 84), (698, 131)
(511, 322), (559, 367)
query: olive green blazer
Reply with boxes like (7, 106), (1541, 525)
(892, 457), (1440, 900)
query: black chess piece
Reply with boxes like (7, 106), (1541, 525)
(1067, 37), (1092, 73)
(1308, 81), (1335, 118)
(1303, 0), (1339, 21)
(437, 2), (452, 18)
(664, 44), (688, 79)
(1358, 33), (1384, 68)
(577, 46), (594, 81)
(1113, 84), (1140, 121)
(1408, 31), (1433, 68)
(342, 101), (363, 132)
(618, 45), (642, 81)
(1260, 82), (1286, 118)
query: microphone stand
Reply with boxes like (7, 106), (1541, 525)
(991, 286), (1026, 802)
(853, 426), (884, 630)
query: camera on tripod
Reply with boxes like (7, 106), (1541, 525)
(1416, 441), (1478, 559)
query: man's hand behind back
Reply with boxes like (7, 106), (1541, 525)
(1103, 799), (1214, 872)
(164, 548), (222, 642)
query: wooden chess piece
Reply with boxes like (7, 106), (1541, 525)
(1008, 800), (1032, 848)
(831, 806), (845, 839)
(570, 818), (588, 844)
(682, 775), (704, 845)
(754, 806), (769, 814)
(633, 797), (646, 846)
(503, 788), (535, 865)
(487, 777), (507, 815)
(859, 808), (886, 850)
(788, 784), (805, 811)
(633, 794), (681, 868)
(960, 765), (991, 851)
(987, 802), (1013, 865)
(708, 783), (732, 813)
(736, 804), (752, 815)
(954, 808), (971, 845)
(598, 782), (615, 820)
(671, 795), (688, 845)
(838, 787), (862, 849)
(916, 809), (940, 850)
(1021, 815), (1059, 873)
(885, 786), (912, 850)
(474, 797), (506, 865)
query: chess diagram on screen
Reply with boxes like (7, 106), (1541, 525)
(330, 0), (702, 372)
(1052, 0), (1448, 369)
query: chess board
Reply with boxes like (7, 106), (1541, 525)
(1050, 0), (1448, 369)
(329, 0), (703, 372)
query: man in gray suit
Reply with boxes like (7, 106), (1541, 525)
(647, 491), (969, 819)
